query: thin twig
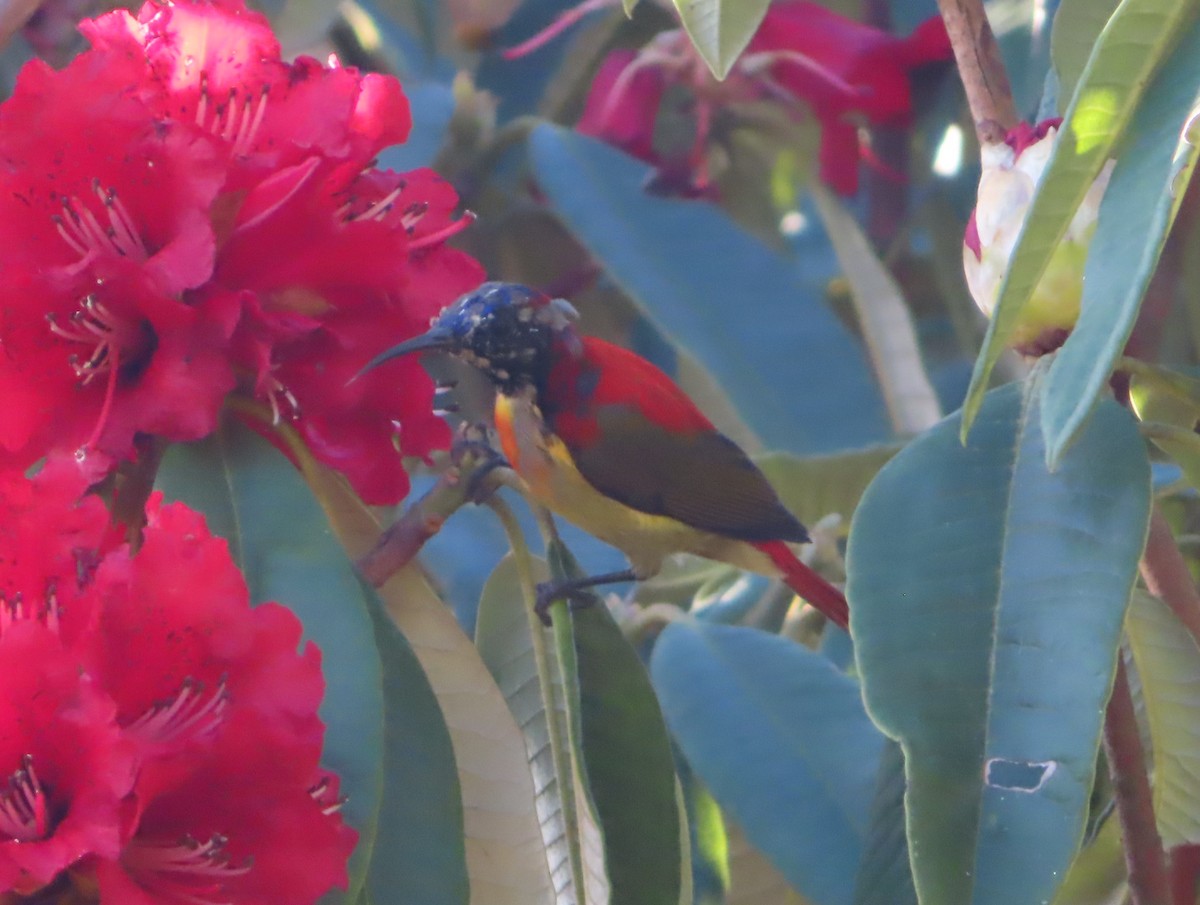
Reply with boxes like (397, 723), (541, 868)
(1139, 506), (1200, 652)
(935, 0), (1019, 143)
(0, 0), (39, 50)
(357, 445), (503, 586)
(1104, 657), (1171, 905)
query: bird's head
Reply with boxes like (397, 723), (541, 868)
(358, 282), (581, 393)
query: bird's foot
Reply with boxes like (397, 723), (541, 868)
(450, 424), (510, 503)
(534, 581), (599, 627)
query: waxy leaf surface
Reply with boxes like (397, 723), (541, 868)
(847, 380), (1151, 905)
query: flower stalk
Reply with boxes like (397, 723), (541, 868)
(935, 0), (1018, 143)
(1104, 656), (1171, 905)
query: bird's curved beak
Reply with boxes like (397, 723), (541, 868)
(353, 324), (458, 381)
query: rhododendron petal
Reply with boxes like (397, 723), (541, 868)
(0, 0), (482, 500)
(577, 1), (950, 195)
(0, 626), (134, 893)
(0, 465), (355, 903)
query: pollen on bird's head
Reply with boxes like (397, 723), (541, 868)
(432, 282), (580, 392)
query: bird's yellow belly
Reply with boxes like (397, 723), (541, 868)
(494, 392), (774, 578)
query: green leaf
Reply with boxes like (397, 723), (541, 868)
(756, 446), (902, 531)
(852, 741), (916, 905)
(676, 754), (730, 904)
(474, 554), (612, 904)
(547, 541), (685, 905)
(1050, 0), (1122, 106)
(1049, 816), (1126, 905)
(1128, 365), (1200, 490)
(528, 124), (890, 454)
(1041, 14), (1200, 465)
(960, 0), (1200, 439)
(726, 821), (815, 905)
(813, 185), (942, 436)
(672, 0), (770, 79)
(156, 420), (467, 904)
(270, 428), (557, 905)
(650, 621), (885, 905)
(1125, 590), (1200, 847)
(846, 379), (1151, 905)
(623, 0), (639, 13)
(362, 580), (469, 905)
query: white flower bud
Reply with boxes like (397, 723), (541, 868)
(963, 119), (1114, 354)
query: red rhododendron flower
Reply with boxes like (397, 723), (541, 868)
(0, 463), (355, 903)
(0, 0), (483, 502)
(572, 0), (950, 195)
(0, 625), (134, 896)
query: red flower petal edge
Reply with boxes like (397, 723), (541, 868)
(0, 0), (484, 503)
(0, 461), (356, 904)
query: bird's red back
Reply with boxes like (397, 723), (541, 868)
(539, 337), (716, 447)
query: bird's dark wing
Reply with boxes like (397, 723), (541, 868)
(565, 403), (809, 543)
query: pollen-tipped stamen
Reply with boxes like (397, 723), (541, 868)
(0, 587), (62, 636)
(232, 86), (270, 157)
(309, 776), (347, 816)
(353, 186), (405, 223)
(408, 211), (476, 251)
(0, 756), (49, 842)
(398, 201), (429, 232)
(56, 187), (149, 265)
(125, 833), (251, 905)
(263, 374), (300, 425)
(126, 677), (229, 748)
(96, 181), (150, 260)
(198, 76), (271, 157)
(46, 294), (147, 449)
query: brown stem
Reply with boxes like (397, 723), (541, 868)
(1139, 506), (1200, 651)
(110, 436), (167, 550)
(0, 0), (39, 50)
(936, 0), (1019, 143)
(356, 443), (504, 587)
(1170, 846), (1200, 905)
(1105, 656), (1171, 905)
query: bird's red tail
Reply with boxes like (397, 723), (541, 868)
(754, 540), (849, 630)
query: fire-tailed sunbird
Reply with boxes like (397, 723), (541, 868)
(362, 282), (849, 629)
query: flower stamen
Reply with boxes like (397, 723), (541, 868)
(198, 77), (271, 158)
(739, 49), (868, 101)
(502, 0), (621, 59)
(125, 834), (251, 905)
(54, 185), (149, 266)
(233, 86), (270, 157)
(0, 756), (49, 842)
(398, 202), (429, 232)
(0, 587), (62, 636)
(264, 375), (300, 425)
(100, 182), (150, 260)
(352, 186), (405, 223)
(308, 777), (346, 816)
(408, 211), (476, 251)
(126, 677), (229, 749)
(46, 293), (151, 449)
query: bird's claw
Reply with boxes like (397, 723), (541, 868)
(450, 427), (510, 503)
(534, 581), (598, 627)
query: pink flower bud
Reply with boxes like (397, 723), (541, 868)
(963, 119), (1114, 354)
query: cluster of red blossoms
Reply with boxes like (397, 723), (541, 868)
(539, 0), (951, 196)
(0, 0), (484, 504)
(0, 461), (354, 903)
